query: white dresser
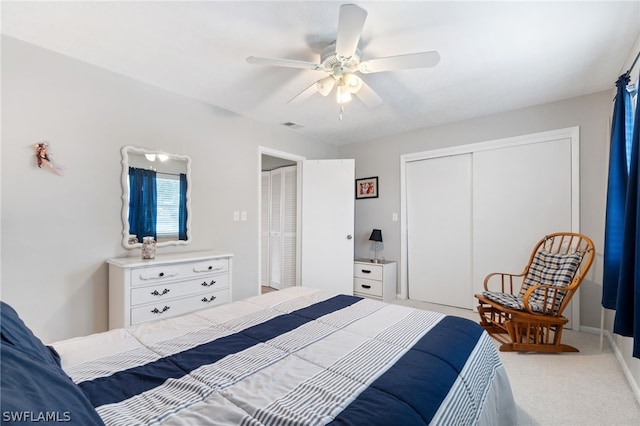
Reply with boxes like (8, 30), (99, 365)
(353, 259), (397, 302)
(107, 251), (233, 329)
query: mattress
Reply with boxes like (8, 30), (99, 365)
(52, 287), (516, 425)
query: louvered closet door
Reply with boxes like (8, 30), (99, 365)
(269, 171), (283, 289)
(261, 172), (270, 286)
(262, 166), (298, 290)
(280, 166), (297, 289)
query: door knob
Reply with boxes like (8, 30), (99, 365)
(347, 235), (353, 239)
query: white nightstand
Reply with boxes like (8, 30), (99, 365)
(353, 259), (397, 302)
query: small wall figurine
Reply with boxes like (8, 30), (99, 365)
(35, 142), (63, 175)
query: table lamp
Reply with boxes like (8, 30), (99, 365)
(369, 229), (383, 263)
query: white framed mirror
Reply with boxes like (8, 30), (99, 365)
(120, 145), (192, 249)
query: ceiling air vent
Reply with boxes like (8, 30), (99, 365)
(281, 122), (302, 129)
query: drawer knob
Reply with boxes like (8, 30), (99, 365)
(208, 265), (213, 270)
(150, 289), (170, 296)
(201, 280), (216, 287)
(361, 269), (372, 274)
(158, 272), (165, 277)
(151, 306), (170, 314)
(361, 284), (372, 289)
(201, 295), (217, 303)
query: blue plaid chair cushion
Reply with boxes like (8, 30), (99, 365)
(483, 249), (582, 313)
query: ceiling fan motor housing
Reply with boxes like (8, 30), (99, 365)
(321, 43), (361, 76)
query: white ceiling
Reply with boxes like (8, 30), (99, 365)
(3, 1), (639, 146)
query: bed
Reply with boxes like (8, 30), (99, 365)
(1, 287), (516, 425)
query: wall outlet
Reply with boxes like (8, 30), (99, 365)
(233, 211), (240, 221)
(241, 211), (247, 221)
(392, 213), (398, 221)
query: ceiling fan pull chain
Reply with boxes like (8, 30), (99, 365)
(339, 105), (344, 121)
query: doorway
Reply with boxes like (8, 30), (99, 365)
(259, 148), (305, 295)
(258, 149), (356, 297)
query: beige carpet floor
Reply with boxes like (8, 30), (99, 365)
(393, 298), (640, 426)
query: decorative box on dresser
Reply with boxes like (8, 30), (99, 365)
(353, 259), (397, 302)
(107, 251), (233, 329)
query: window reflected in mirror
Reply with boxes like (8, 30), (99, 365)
(121, 146), (191, 249)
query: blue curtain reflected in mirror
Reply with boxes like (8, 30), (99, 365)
(128, 168), (189, 243)
(128, 167), (157, 241)
(179, 173), (188, 241)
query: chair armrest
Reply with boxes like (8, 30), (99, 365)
(521, 284), (567, 316)
(483, 272), (525, 295)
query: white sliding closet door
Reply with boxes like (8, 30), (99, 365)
(472, 139), (573, 308)
(404, 128), (578, 323)
(406, 154), (473, 308)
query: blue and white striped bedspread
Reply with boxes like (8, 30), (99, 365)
(53, 287), (515, 425)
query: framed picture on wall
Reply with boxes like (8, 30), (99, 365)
(355, 176), (379, 199)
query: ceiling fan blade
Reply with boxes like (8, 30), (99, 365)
(359, 51), (441, 74)
(355, 80), (383, 108)
(246, 56), (322, 71)
(335, 4), (367, 58)
(287, 81), (320, 104)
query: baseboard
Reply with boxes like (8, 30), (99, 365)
(581, 325), (640, 407)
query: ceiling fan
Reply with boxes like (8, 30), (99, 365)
(246, 3), (440, 107)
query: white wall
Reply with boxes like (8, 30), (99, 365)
(0, 36), (337, 343)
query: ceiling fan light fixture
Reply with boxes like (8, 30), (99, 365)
(343, 73), (363, 94)
(336, 84), (352, 104)
(317, 76), (336, 96)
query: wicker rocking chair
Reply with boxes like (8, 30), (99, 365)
(475, 232), (595, 353)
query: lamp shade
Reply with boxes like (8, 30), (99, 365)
(369, 229), (383, 242)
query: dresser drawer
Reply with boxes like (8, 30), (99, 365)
(130, 274), (229, 306)
(354, 278), (383, 298)
(130, 258), (229, 286)
(130, 289), (230, 326)
(354, 263), (383, 281)
(192, 258), (229, 274)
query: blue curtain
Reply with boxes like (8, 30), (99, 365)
(614, 77), (640, 358)
(178, 173), (188, 241)
(602, 75), (631, 308)
(128, 167), (157, 241)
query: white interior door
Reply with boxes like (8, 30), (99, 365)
(301, 159), (355, 294)
(406, 154), (473, 308)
